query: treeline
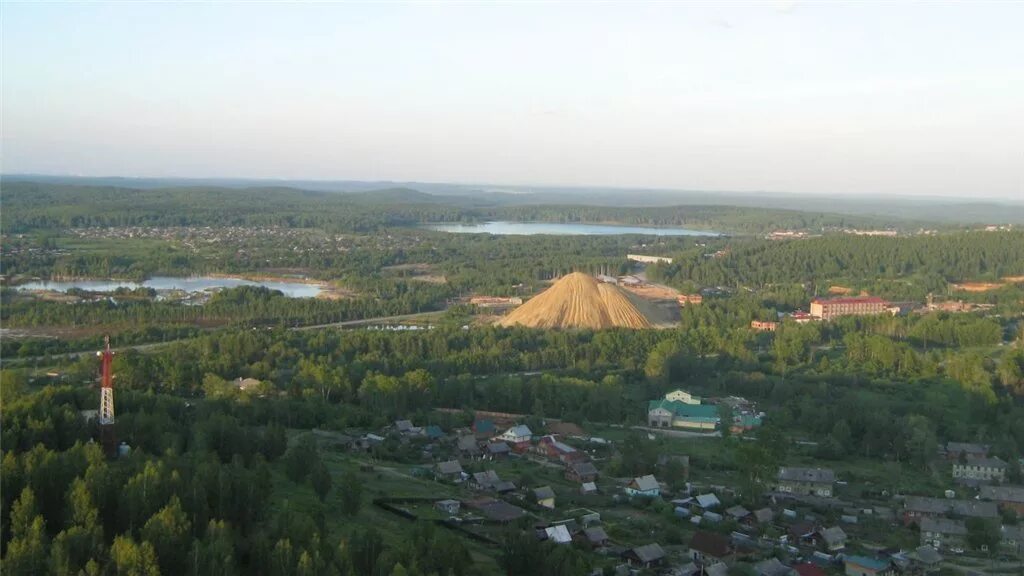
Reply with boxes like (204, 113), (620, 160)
(3, 181), (925, 236)
(482, 203), (909, 234)
(648, 231), (1024, 300)
(1, 284), (449, 331)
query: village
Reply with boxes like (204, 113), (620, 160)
(296, 386), (1024, 576)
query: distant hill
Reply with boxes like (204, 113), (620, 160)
(6, 174), (1020, 225)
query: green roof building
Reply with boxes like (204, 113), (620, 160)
(647, 399), (720, 430)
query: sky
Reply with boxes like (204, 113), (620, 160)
(2, 2), (1023, 199)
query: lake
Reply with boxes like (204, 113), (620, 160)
(425, 221), (720, 236)
(16, 276), (323, 298)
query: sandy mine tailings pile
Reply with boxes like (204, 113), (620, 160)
(495, 272), (654, 329)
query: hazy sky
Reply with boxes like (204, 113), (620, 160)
(3, 2), (1022, 199)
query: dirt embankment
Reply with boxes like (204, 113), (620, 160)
(495, 272), (661, 329)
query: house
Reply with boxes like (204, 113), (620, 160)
(903, 496), (998, 525)
(485, 441), (511, 459)
(493, 480), (517, 494)
(751, 320), (779, 332)
(753, 508), (774, 525)
(535, 435), (583, 463)
(981, 484), (1024, 515)
(818, 526), (847, 552)
(665, 389), (702, 404)
(497, 425), (533, 450)
(534, 486), (556, 509)
(467, 498), (525, 523)
(395, 419), (416, 434)
(777, 467), (836, 497)
(423, 425), (444, 440)
(625, 543), (666, 568)
(435, 499), (460, 516)
(434, 460), (464, 482)
(689, 531), (734, 566)
(953, 455), (1007, 484)
(787, 521), (818, 545)
(725, 505), (751, 522)
(580, 482), (598, 495)
(678, 294), (703, 306)
(731, 414), (764, 434)
(234, 377), (261, 391)
(1002, 525), (1024, 557)
(705, 563), (730, 576)
(907, 546), (943, 574)
(566, 460), (599, 483)
(472, 470), (501, 490)
(473, 419), (496, 439)
(625, 475), (661, 497)
(844, 556), (892, 576)
(648, 399), (720, 430)
(456, 435), (481, 458)
(793, 564), (827, 576)
(944, 442), (989, 460)
(544, 524), (572, 544)
(582, 526), (610, 547)
(676, 562), (701, 576)
(754, 558), (794, 576)
(920, 517), (967, 551)
(694, 493), (720, 511)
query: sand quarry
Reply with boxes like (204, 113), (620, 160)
(495, 272), (678, 329)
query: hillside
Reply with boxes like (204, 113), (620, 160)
(495, 272), (655, 329)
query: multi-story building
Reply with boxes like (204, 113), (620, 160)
(920, 517), (967, 551)
(981, 485), (1024, 516)
(751, 320), (779, 332)
(953, 456), (1007, 484)
(777, 467), (836, 498)
(809, 296), (889, 320)
(903, 496), (999, 526)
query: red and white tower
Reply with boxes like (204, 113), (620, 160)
(97, 336), (117, 455)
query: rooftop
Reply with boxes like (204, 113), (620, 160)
(845, 556), (890, 572)
(811, 296), (888, 305)
(981, 484), (1024, 503)
(648, 399), (720, 419)
(778, 467), (836, 484)
(630, 543), (666, 563)
(629, 474), (660, 492)
(689, 530), (731, 558)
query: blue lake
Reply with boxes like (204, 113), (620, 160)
(425, 221), (720, 236)
(16, 276), (323, 298)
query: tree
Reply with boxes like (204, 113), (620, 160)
(141, 496), (192, 575)
(339, 470), (363, 515)
(2, 515), (48, 576)
(965, 517), (1001, 553)
(262, 423), (288, 461)
(284, 434), (319, 483)
(310, 461), (332, 502)
(110, 535), (161, 576)
(188, 520), (237, 576)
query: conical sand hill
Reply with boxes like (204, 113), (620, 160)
(495, 272), (653, 329)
